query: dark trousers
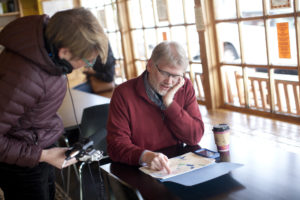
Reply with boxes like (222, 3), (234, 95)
(0, 162), (55, 200)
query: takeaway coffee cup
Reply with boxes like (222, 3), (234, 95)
(212, 124), (230, 152)
(220, 151), (231, 162)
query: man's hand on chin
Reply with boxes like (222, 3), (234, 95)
(163, 77), (185, 107)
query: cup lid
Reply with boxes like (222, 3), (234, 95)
(212, 124), (230, 132)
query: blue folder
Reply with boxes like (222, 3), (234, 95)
(160, 162), (243, 186)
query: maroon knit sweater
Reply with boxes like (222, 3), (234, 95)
(107, 72), (204, 165)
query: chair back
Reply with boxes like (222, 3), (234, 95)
(80, 103), (110, 155)
(105, 172), (143, 200)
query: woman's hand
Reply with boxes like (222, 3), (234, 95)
(40, 147), (77, 169)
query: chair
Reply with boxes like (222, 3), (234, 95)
(101, 170), (143, 200)
(80, 103), (110, 156)
(78, 103), (110, 200)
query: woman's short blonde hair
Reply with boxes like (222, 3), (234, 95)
(45, 7), (108, 63)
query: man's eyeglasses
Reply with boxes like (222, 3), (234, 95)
(155, 64), (184, 80)
(82, 58), (97, 68)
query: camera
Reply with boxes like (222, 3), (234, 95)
(65, 138), (103, 163)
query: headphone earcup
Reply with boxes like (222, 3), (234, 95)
(45, 37), (74, 74)
(56, 59), (73, 74)
(48, 45), (73, 74)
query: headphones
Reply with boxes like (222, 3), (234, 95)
(48, 42), (73, 74)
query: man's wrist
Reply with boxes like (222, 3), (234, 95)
(139, 150), (149, 166)
(163, 98), (173, 107)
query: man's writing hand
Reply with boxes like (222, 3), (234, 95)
(142, 151), (171, 174)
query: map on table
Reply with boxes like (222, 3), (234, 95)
(139, 152), (215, 179)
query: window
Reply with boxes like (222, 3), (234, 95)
(82, 0), (300, 118)
(81, 0), (126, 84)
(127, 0), (205, 102)
(215, 0), (300, 116)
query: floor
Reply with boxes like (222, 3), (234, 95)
(0, 183), (71, 200)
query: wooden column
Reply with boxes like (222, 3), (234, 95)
(117, 0), (136, 80)
(194, 0), (221, 109)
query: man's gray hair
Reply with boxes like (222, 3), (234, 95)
(150, 41), (188, 69)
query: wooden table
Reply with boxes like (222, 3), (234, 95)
(100, 132), (300, 200)
(58, 89), (110, 130)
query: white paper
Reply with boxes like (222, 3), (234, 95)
(194, 6), (205, 31)
(42, 0), (73, 17)
(156, 0), (168, 22)
(270, 0), (291, 9)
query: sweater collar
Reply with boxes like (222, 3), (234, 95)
(135, 71), (157, 105)
(143, 72), (166, 110)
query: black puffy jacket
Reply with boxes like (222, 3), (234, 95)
(0, 15), (67, 167)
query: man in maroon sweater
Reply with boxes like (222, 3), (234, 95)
(107, 41), (204, 173)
